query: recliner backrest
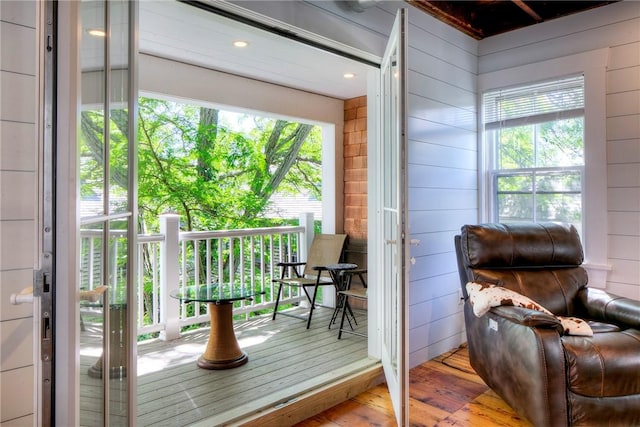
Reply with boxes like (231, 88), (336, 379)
(457, 222), (588, 316)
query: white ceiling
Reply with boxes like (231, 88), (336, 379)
(137, 1), (373, 100)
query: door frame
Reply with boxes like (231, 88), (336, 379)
(54, 1), (82, 423)
(53, 1), (139, 425)
(51, 1), (408, 424)
(376, 8), (409, 425)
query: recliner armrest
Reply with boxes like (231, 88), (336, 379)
(491, 306), (563, 331)
(579, 288), (640, 328)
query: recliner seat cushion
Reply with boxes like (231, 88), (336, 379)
(562, 329), (640, 397)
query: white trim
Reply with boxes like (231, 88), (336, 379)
(55, 1), (81, 425)
(367, 66), (382, 359)
(583, 262), (612, 289)
(478, 48), (610, 269)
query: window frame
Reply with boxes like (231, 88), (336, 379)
(478, 49), (610, 287)
(485, 82), (586, 227)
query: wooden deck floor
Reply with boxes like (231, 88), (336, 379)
(80, 306), (371, 426)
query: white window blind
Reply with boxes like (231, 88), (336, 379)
(483, 75), (584, 130)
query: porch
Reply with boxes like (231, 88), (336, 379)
(80, 307), (375, 426)
(78, 213), (375, 426)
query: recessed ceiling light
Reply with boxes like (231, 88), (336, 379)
(87, 29), (106, 37)
(343, 73), (356, 79)
(233, 40), (249, 48)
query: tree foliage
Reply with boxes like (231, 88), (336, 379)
(494, 117), (584, 224)
(80, 97), (322, 233)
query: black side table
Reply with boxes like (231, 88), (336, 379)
(326, 263), (358, 328)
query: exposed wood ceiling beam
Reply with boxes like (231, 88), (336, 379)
(405, 0), (619, 40)
(406, 0), (485, 39)
(512, 0), (542, 22)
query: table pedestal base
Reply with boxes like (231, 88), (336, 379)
(197, 302), (248, 370)
(197, 352), (248, 370)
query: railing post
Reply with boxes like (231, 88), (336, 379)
(299, 212), (314, 262)
(297, 213), (315, 309)
(160, 213), (181, 341)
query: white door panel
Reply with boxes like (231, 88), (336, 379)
(380, 8), (409, 426)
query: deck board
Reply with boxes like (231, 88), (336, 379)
(80, 306), (370, 426)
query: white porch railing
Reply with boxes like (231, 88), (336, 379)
(79, 213), (315, 341)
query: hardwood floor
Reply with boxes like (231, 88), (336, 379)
(294, 345), (533, 427)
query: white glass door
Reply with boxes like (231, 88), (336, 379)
(380, 8), (409, 426)
(77, 1), (138, 425)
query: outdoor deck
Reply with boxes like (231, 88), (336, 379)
(80, 306), (372, 426)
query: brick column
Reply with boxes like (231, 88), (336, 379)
(343, 96), (367, 241)
(343, 96), (368, 308)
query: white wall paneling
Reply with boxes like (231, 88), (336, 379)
(479, 1), (640, 297)
(479, 1), (640, 73)
(0, 1), (38, 425)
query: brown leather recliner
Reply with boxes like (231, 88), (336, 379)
(455, 222), (640, 427)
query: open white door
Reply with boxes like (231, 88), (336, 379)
(54, 1), (138, 425)
(380, 8), (409, 426)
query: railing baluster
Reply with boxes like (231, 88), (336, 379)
(217, 238), (224, 300)
(206, 238), (212, 290)
(81, 218), (310, 341)
(137, 243), (144, 330)
(152, 242), (159, 325)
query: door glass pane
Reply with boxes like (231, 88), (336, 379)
(383, 46), (399, 374)
(107, 218), (129, 425)
(80, 1), (107, 425)
(78, 1), (133, 425)
(80, 0), (106, 219)
(80, 223), (105, 426)
(109, 0), (129, 215)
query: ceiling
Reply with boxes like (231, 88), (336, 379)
(137, 1), (374, 100)
(407, 0), (619, 39)
(117, 1), (619, 102)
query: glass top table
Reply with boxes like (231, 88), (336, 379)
(171, 285), (264, 370)
(170, 284), (260, 304)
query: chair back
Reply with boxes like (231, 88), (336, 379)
(303, 234), (347, 278)
(456, 222), (588, 315)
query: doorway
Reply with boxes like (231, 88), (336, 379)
(54, 1), (410, 425)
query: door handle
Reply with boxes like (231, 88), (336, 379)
(10, 286), (34, 305)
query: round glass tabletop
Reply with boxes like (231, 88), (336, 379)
(170, 284), (264, 304)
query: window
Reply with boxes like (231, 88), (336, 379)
(483, 76), (585, 233)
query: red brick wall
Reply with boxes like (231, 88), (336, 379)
(343, 96), (367, 241)
(343, 96), (368, 304)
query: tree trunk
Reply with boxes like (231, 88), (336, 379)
(197, 107), (219, 181)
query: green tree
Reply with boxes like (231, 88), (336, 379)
(80, 97), (322, 232)
(495, 117), (583, 223)
(135, 98), (319, 231)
